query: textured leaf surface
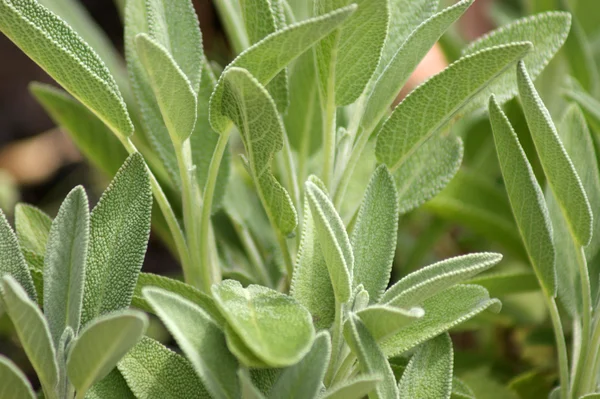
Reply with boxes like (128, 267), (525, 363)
(118, 337), (210, 399)
(356, 305), (423, 342)
(488, 95), (556, 295)
(143, 287), (240, 399)
(321, 374), (382, 399)
(0, 0), (133, 137)
(212, 280), (315, 367)
(0, 355), (36, 399)
(381, 253), (502, 307)
(81, 153), (152, 325)
(239, 370), (266, 399)
(14, 203), (52, 271)
(0, 210), (36, 301)
(86, 369), (134, 399)
(376, 43), (532, 172)
(224, 324), (269, 368)
(44, 186), (89, 347)
(398, 333), (454, 399)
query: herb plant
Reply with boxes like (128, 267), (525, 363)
(0, 0), (598, 398)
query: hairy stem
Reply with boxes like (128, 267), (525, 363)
(325, 300), (344, 387)
(545, 295), (570, 399)
(571, 246), (592, 398)
(322, 90), (337, 190)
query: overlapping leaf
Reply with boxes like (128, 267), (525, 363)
(14, 203), (52, 271)
(356, 305), (423, 341)
(0, 356), (36, 399)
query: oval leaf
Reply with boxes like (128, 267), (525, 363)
(356, 305), (424, 342)
(0, 356), (36, 399)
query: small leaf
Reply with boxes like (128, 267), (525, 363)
(488, 95), (556, 296)
(351, 165), (398, 303)
(67, 310), (148, 396)
(81, 153), (152, 326)
(0, 0), (133, 137)
(44, 186), (89, 347)
(380, 253), (502, 307)
(356, 305), (423, 341)
(467, 271), (539, 297)
(86, 369), (135, 399)
(14, 203), (52, 271)
(143, 287), (240, 399)
(0, 276), (58, 395)
(118, 336), (210, 399)
(398, 333), (454, 399)
(343, 314), (399, 399)
(376, 42), (532, 173)
(212, 280), (315, 367)
(0, 355), (36, 399)
(321, 374), (382, 399)
(306, 181), (353, 303)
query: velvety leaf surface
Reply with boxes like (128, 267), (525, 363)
(0, 355), (36, 399)
(86, 369), (135, 399)
(356, 305), (423, 341)
(321, 374), (382, 399)
(14, 203), (52, 271)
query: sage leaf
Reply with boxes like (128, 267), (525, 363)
(380, 252), (503, 307)
(239, 370), (267, 399)
(267, 332), (331, 399)
(517, 61), (593, 247)
(212, 280), (316, 367)
(306, 181), (353, 303)
(81, 153), (152, 326)
(380, 285), (501, 357)
(0, 355), (36, 399)
(452, 377), (476, 399)
(351, 165), (398, 303)
(118, 336), (210, 399)
(343, 314), (399, 399)
(86, 369), (135, 399)
(14, 203), (52, 271)
(375, 42), (532, 173)
(356, 305), (424, 341)
(67, 310), (148, 396)
(398, 333), (454, 399)
(143, 287), (240, 399)
(467, 271), (539, 297)
(565, 87), (600, 130)
(488, 95), (556, 296)
(321, 374), (382, 399)
(44, 186), (89, 347)
(0, 0), (133, 137)
(0, 276), (58, 395)
(224, 324), (269, 368)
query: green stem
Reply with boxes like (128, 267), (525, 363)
(322, 92), (337, 190)
(282, 129), (301, 217)
(276, 231), (294, 286)
(213, 0), (249, 54)
(333, 126), (369, 209)
(544, 295), (570, 399)
(571, 246), (592, 398)
(332, 351), (356, 385)
(325, 300), (344, 386)
(583, 315), (600, 392)
(233, 221), (271, 287)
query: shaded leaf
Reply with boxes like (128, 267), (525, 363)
(86, 369), (135, 399)
(14, 203), (52, 271)
(321, 374), (382, 399)
(467, 271), (539, 297)
(0, 355), (36, 399)
(356, 305), (423, 342)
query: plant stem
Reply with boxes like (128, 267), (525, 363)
(275, 231), (294, 285)
(333, 126), (369, 209)
(544, 295), (570, 399)
(213, 0), (249, 54)
(322, 91), (337, 190)
(582, 315), (600, 392)
(233, 221), (271, 286)
(325, 299), (344, 386)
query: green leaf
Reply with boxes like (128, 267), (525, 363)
(398, 333), (454, 399)
(30, 83), (129, 177)
(0, 355), (36, 399)
(314, 0), (389, 106)
(0, 276), (58, 395)
(216, 67), (297, 235)
(143, 287), (240, 399)
(0, 0), (133, 137)
(135, 33), (197, 143)
(563, 16), (600, 98)
(467, 271), (539, 297)
(118, 336), (210, 399)
(356, 305), (423, 342)
(44, 186), (89, 347)
(14, 203), (52, 271)
(321, 374), (382, 399)
(81, 153), (152, 325)
(488, 95), (556, 296)
(224, 324), (269, 368)
(380, 285), (501, 357)
(306, 181), (353, 303)
(452, 377), (476, 399)
(351, 165), (398, 303)
(212, 280), (315, 367)
(239, 370), (267, 399)
(86, 369), (135, 399)
(209, 5), (356, 131)
(462, 12), (571, 110)
(380, 252), (502, 307)
(375, 42), (532, 173)
(0, 210), (37, 301)
(343, 314), (398, 399)
(267, 332), (331, 399)
(67, 310), (147, 396)
(361, 0), (473, 134)
(564, 86), (600, 131)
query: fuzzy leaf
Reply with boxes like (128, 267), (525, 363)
(565, 87), (600, 130)
(67, 310), (147, 396)
(467, 271), (539, 297)
(0, 0), (133, 137)
(356, 305), (423, 341)
(0, 276), (58, 394)
(81, 153), (152, 325)
(143, 287), (240, 399)
(224, 324), (269, 368)
(321, 374), (382, 399)
(344, 314), (398, 399)
(44, 186), (89, 347)
(118, 337), (210, 399)
(86, 369), (135, 399)
(212, 280), (315, 367)
(239, 370), (267, 399)
(351, 165), (398, 303)
(381, 253), (502, 307)
(398, 333), (454, 399)
(488, 95), (556, 296)
(0, 355), (36, 399)
(14, 203), (52, 271)
(375, 42), (532, 173)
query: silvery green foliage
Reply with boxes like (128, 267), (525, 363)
(0, 0), (586, 397)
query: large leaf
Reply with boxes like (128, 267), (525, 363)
(44, 186), (89, 347)
(86, 369), (135, 399)
(81, 153), (152, 325)
(118, 337), (210, 399)
(398, 333), (454, 399)
(0, 355), (36, 399)
(67, 310), (148, 397)
(0, 0), (133, 137)
(356, 305), (423, 342)
(14, 203), (52, 272)
(375, 42), (532, 172)
(143, 287), (240, 399)
(321, 374), (382, 399)
(380, 252), (502, 307)
(488, 95), (556, 296)
(212, 280), (315, 367)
